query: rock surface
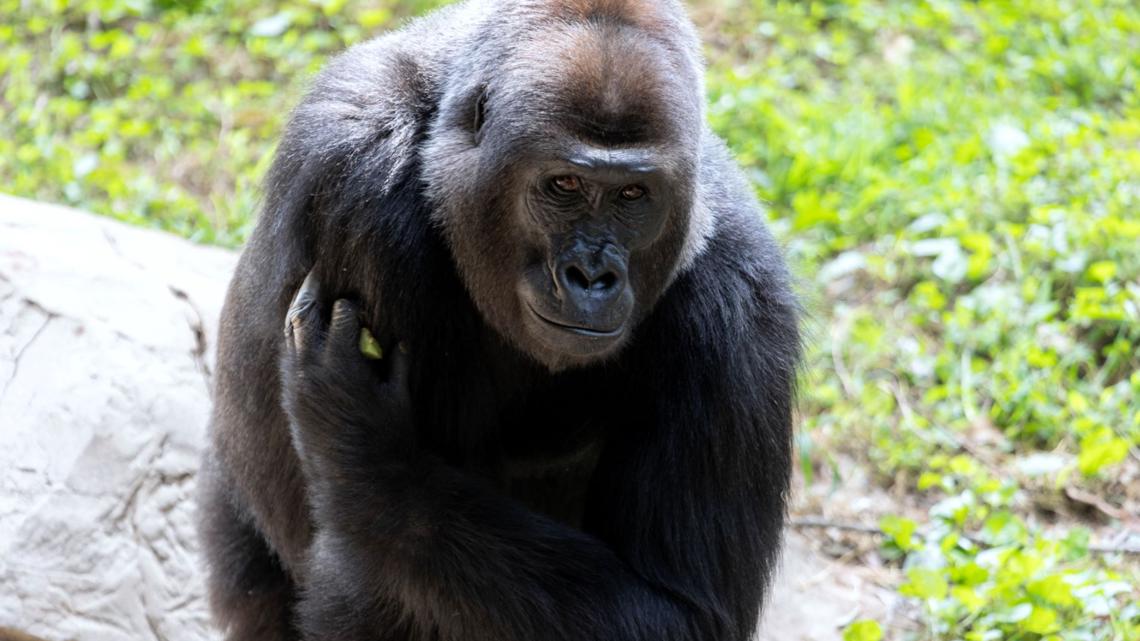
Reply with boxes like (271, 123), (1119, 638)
(0, 194), (869, 641)
(0, 195), (231, 641)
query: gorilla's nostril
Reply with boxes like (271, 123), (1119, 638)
(594, 272), (618, 291)
(565, 265), (591, 291)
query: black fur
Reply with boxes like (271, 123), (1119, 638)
(199, 1), (801, 640)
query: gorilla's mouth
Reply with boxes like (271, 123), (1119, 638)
(526, 303), (625, 338)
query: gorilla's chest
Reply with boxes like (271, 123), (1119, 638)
(497, 393), (604, 475)
(495, 389), (605, 526)
(415, 364), (613, 523)
(422, 376), (606, 466)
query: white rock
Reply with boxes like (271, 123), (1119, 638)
(0, 194), (232, 641)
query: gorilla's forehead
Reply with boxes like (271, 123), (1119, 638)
(490, 135), (692, 183)
(495, 20), (700, 147)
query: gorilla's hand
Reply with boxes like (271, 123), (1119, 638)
(281, 271), (413, 484)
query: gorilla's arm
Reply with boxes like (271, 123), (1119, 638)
(280, 223), (799, 641)
(283, 282), (690, 641)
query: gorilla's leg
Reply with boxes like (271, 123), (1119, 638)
(199, 453), (299, 641)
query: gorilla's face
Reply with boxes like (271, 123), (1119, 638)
(422, 22), (702, 370)
(428, 132), (694, 371)
(513, 148), (672, 360)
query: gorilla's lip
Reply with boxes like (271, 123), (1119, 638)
(526, 303), (625, 338)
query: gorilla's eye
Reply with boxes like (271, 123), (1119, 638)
(551, 175), (581, 193)
(620, 185), (646, 201)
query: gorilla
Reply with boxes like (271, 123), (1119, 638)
(198, 0), (802, 640)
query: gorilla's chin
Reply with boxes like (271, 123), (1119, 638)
(522, 302), (629, 360)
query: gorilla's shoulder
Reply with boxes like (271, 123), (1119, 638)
(650, 134), (798, 361)
(290, 40), (433, 147)
(286, 4), (480, 152)
(691, 132), (792, 295)
(311, 2), (482, 99)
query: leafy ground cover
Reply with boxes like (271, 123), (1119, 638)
(699, 1), (1140, 638)
(3, 0), (1137, 638)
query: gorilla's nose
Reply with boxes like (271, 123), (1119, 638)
(556, 250), (626, 308)
(562, 263), (619, 293)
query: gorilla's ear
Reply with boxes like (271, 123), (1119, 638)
(471, 85), (489, 145)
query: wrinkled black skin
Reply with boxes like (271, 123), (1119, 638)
(198, 1), (801, 640)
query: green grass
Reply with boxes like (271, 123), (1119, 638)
(0, 0), (447, 244)
(3, 0), (1138, 638)
(701, 2), (1140, 638)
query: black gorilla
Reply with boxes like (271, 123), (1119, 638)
(198, 0), (802, 639)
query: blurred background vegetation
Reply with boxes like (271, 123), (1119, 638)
(2, 0), (1138, 638)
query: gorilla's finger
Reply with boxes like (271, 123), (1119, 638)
(328, 299), (362, 357)
(285, 270), (323, 350)
(387, 341), (412, 390)
(287, 270), (322, 320)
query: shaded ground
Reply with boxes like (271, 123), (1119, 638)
(0, 194), (882, 640)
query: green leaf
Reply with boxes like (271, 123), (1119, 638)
(843, 620), (883, 641)
(359, 327), (383, 360)
(1077, 427), (1130, 476)
(1024, 605), (1059, 634)
(917, 471), (943, 491)
(1085, 260), (1117, 284)
(1027, 575), (1077, 607)
(901, 568), (948, 600)
(993, 602), (1033, 624)
(880, 515), (918, 551)
(951, 585), (985, 612)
